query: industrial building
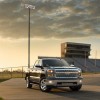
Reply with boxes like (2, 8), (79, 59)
(61, 42), (91, 58)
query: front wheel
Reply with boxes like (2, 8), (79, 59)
(39, 78), (51, 92)
(69, 84), (82, 91)
(26, 77), (32, 88)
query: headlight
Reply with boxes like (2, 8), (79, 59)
(78, 70), (82, 76)
(47, 69), (54, 77)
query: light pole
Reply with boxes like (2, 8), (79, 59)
(95, 50), (97, 68)
(25, 4), (35, 68)
(84, 50), (87, 72)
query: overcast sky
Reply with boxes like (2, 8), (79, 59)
(0, 0), (100, 67)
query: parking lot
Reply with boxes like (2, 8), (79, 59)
(0, 74), (100, 100)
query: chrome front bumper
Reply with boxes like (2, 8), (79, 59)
(45, 78), (83, 87)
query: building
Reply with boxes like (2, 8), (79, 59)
(61, 42), (91, 58)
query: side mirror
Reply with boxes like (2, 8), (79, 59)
(70, 64), (74, 67)
(35, 65), (43, 69)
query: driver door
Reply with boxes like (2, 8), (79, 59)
(30, 60), (42, 83)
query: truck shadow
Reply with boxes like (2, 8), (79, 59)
(31, 85), (100, 100)
(48, 88), (100, 100)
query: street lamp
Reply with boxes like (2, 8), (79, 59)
(95, 50), (97, 68)
(84, 50), (87, 72)
(25, 4), (35, 68)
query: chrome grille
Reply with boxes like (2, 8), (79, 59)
(55, 70), (78, 78)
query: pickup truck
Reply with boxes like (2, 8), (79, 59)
(25, 58), (83, 92)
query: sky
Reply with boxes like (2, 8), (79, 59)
(0, 0), (100, 67)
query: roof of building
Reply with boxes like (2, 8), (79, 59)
(62, 42), (91, 46)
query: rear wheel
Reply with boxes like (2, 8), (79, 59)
(26, 77), (32, 88)
(69, 84), (82, 91)
(39, 78), (51, 92)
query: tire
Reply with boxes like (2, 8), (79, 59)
(39, 78), (51, 92)
(26, 77), (32, 88)
(69, 84), (82, 91)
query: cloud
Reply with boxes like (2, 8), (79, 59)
(0, 0), (100, 39)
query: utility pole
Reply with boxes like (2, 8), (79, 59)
(84, 51), (87, 72)
(25, 4), (35, 68)
(95, 50), (97, 68)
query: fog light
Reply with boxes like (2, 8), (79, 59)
(49, 80), (53, 84)
(79, 80), (82, 83)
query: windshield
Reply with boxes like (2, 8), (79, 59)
(42, 59), (69, 67)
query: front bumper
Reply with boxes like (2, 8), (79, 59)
(45, 77), (83, 87)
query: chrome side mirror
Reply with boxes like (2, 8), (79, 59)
(70, 64), (74, 67)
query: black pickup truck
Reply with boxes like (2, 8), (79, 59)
(25, 58), (83, 92)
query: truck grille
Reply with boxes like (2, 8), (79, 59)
(55, 70), (78, 78)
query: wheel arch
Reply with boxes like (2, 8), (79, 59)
(25, 73), (30, 80)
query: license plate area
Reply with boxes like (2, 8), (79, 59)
(57, 82), (77, 86)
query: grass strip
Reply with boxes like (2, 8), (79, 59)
(0, 79), (10, 83)
(0, 97), (4, 100)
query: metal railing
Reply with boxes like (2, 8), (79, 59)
(0, 66), (27, 79)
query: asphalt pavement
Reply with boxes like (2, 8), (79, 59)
(0, 74), (100, 100)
